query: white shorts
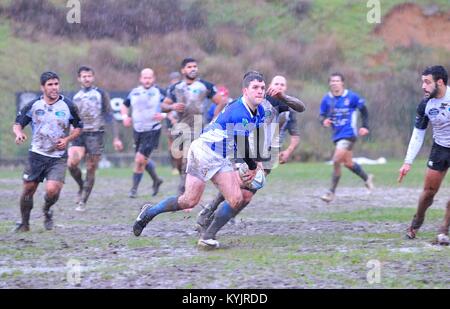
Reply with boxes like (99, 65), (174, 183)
(186, 139), (234, 182)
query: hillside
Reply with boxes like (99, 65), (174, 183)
(0, 0), (449, 160)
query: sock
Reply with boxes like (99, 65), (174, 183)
(131, 172), (143, 191)
(20, 194), (33, 225)
(144, 196), (182, 219)
(145, 160), (159, 183)
(69, 166), (83, 192)
(349, 162), (368, 182)
(330, 173), (341, 193)
(81, 171), (95, 204)
(43, 193), (59, 213)
(202, 202), (237, 240)
(199, 193), (226, 228)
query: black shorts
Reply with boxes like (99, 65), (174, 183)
(23, 151), (67, 183)
(71, 131), (105, 155)
(427, 142), (450, 171)
(134, 129), (161, 158)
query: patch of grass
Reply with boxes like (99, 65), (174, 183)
(315, 207), (445, 223)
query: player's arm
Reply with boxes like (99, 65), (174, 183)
(398, 100), (429, 183)
(13, 100), (34, 144)
(57, 103), (83, 150)
(355, 96), (369, 136)
(266, 86), (305, 113)
(120, 96), (133, 128)
(279, 113), (300, 164)
(319, 97), (332, 127)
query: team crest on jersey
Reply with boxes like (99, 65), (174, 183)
(35, 109), (45, 116)
(428, 108), (439, 116)
(242, 118), (249, 127)
(344, 98), (350, 106)
(55, 111), (66, 118)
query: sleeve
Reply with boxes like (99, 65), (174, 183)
(201, 80), (217, 99)
(266, 95), (289, 113)
(15, 100), (36, 128)
(414, 99), (429, 130)
(123, 91), (132, 108)
(286, 111), (300, 137)
(352, 92), (366, 109)
(359, 105), (369, 129)
(98, 88), (114, 123)
(157, 86), (167, 102)
(66, 100), (83, 129)
(168, 84), (177, 102)
(319, 96), (329, 123)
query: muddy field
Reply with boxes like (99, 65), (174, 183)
(0, 163), (449, 289)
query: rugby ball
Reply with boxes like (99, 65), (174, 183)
(238, 163), (266, 190)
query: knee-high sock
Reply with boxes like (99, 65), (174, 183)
(43, 193), (59, 213)
(198, 193), (226, 228)
(145, 160), (159, 183)
(202, 202), (237, 240)
(81, 170), (96, 204)
(348, 162), (368, 182)
(20, 194), (33, 225)
(330, 172), (341, 193)
(143, 196), (182, 220)
(131, 172), (143, 191)
(69, 166), (83, 192)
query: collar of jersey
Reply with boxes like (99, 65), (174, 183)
(328, 89), (348, 98)
(241, 96), (260, 117)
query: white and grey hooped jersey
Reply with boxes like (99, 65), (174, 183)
(124, 85), (165, 133)
(15, 95), (83, 158)
(72, 87), (111, 132)
(415, 86), (450, 148)
(168, 79), (217, 129)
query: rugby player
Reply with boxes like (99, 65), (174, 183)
(132, 71), (267, 248)
(398, 65), (450, 246)
(319, 72), (374, 203)
(161, 58), (225, 195)
(68, 66), (123, 212)
(13, 71), (83, 232)
(121, 68), (165, 198)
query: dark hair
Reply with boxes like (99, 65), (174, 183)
(422, 65), (448, 85)
(40, 71), (59, 86)
(243, 71), (264, 88)
(78, 66), (94, 76)
(329, 72), (345, 83)
(181, 57), (196, 68)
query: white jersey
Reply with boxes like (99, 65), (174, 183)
(415, 86), (450, 148)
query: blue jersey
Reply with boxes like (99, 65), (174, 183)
(320, 89), (366, 142)
(199, 97), (265, 158)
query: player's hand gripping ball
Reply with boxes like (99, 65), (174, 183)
(238, 163), (266, 191)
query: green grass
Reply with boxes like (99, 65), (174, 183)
(315, 207), (445, 223)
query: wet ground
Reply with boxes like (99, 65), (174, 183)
(0, 167), (449, 288)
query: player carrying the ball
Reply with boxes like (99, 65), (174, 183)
(132, 71), (268, 248)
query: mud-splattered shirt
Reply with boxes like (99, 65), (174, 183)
(72, 87), (112, 132)
(168, 79), (217, 130)
(415, 86), (450, 148)
(124, 85), (165, 133)
(15, 95), (83, 158)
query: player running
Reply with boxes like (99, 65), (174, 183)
(319, 72), (374, 203)
(68, 66), (123, 212)
(398, 65), (450, 246)
(121, 68), (165, 198)
(13, 71), (83, 232)
(132, 71), (267, 248)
